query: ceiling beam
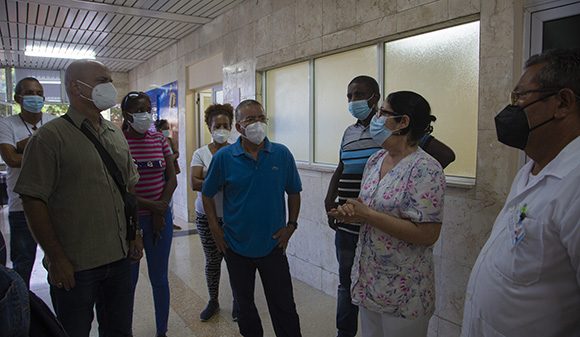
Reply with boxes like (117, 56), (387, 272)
(14, 0), (212, 24)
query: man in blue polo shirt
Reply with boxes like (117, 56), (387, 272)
(202, 99), (302, 337)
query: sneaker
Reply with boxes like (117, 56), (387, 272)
(232, 300), (240, 322)
(200, 300), (220, 321)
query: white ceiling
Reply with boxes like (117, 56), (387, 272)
(0, 0), (242, 72)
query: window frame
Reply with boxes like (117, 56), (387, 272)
(260, 20), (481, 187)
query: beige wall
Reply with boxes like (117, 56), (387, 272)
(128, 1), (526, 335)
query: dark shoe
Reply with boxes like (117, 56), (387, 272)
(200, 300), (220, 321)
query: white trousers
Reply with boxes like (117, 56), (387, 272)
(360, 306), (431, 337)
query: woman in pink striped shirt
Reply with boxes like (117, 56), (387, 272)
(122, 91), (177, 337)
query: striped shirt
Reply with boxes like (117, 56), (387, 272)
(125, 130), (172, 215)
(337, 122), (382, 234)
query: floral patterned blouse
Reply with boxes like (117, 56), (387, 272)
(351, 147), (445, 319)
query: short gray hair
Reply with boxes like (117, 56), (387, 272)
(525, 48), (580, 95)
(235, 99), (263, 122)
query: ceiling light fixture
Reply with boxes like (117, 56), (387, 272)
(24, 46), (96, 60)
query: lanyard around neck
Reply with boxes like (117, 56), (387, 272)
(19, 114), (43, 136)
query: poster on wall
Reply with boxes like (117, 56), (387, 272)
(146, 81), (178, 146)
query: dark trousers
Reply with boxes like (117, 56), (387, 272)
(50, 258), (132, 337)
(335, 230), (359, 337)
(8, 211), (37, 288)
(224, 247), (302, 337)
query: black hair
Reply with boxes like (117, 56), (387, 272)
(348, 76), (380, 97)
(155, 119), (169, 131)
(525, 48), (580, 96)
(121, 91), (149, 111)
(386, 91), (436, 144)
(234, 99), (262, 122)
(14, 77), (41, 96)
(205, 104), (234, 130)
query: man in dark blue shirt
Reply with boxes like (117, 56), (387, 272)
(202, 99), (302, 337)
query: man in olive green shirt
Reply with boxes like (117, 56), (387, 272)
(15, 60), (142, 337)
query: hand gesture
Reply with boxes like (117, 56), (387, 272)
(272, 225), (296, 251)
(129, 235), (144, 261)
(149, 200), (169, 215)
(152, 214), (166, 245)
(209, 224), (228, 254)
(327, 198), (371, 225)
(48, 255), (76, 291)
(325, 199), (338, 230)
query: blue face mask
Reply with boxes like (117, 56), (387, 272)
(370, 115), (397, 146)
(348, 94), (375, 120)
(22, 95), (45, 113)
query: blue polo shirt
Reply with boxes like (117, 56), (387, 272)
(202, 137), (302, 258)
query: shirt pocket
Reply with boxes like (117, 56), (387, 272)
(492, 218), (544, 286)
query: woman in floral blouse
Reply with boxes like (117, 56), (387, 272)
(329, 91), (446, 337)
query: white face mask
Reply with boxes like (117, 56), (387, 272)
(242, 122), (267, 145)
(77, 80), (118, 111)
(212, 128), (230, 144)
(128, 112), (152, 134)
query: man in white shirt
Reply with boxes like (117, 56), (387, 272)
(0, 77), (55, 287)
(461, 48), (580, 337)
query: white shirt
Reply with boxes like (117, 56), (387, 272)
(190, 144), (226, 217)
(461, 136), (580, 337)
(0, 113), (56, 211)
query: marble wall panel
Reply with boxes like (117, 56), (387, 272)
(396, 0), (448, 33)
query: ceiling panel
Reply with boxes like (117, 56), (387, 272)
(0, 0), (243, 72)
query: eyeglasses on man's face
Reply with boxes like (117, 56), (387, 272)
(510, 88), (560, 106)
(240, 115), (268, 125)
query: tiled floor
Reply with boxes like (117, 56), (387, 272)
(1, 207), (343, 337)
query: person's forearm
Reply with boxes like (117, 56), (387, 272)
(22, 196), (68, 261)
(4, 154), (22, 168)
(324, 162), (343, 207)
(159, 157), (178, 204)
(191, 178), (204, 191)
(159, 177), (177, 204)
(364, 209), (440, 246)
(287, 193), (301, 223)
(202, 195), (220, 229)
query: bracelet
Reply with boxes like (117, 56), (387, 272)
(287, 221), (298, 229)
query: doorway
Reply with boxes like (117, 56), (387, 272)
(185, 84), (223, 222)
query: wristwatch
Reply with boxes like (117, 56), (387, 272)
(287, 221), (298, 229)
(136, 229), (144, 237)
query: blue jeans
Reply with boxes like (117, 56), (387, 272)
(8, 211), (37, 288)
(50, 258), (133, 337)
(224, 247), (302, 337)
(0, 265), (30, 336)
(130, 209), (173, 336)
(335, 230), (359, 337)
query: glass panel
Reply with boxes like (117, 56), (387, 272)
(385, 21), (479, 178)
(543, 14), (580, 51)
(314, 46), (378, 164)
(0, 68), (7, 102)
(14, 68), (62, 102)
(266, 61), (309, 162)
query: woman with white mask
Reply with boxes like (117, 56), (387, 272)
(122, 91), (177, 337)
(329, 91), (446, 337)
(190, 103), (239, 322)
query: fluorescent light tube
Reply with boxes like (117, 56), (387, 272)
(25, 46), (96, 60)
